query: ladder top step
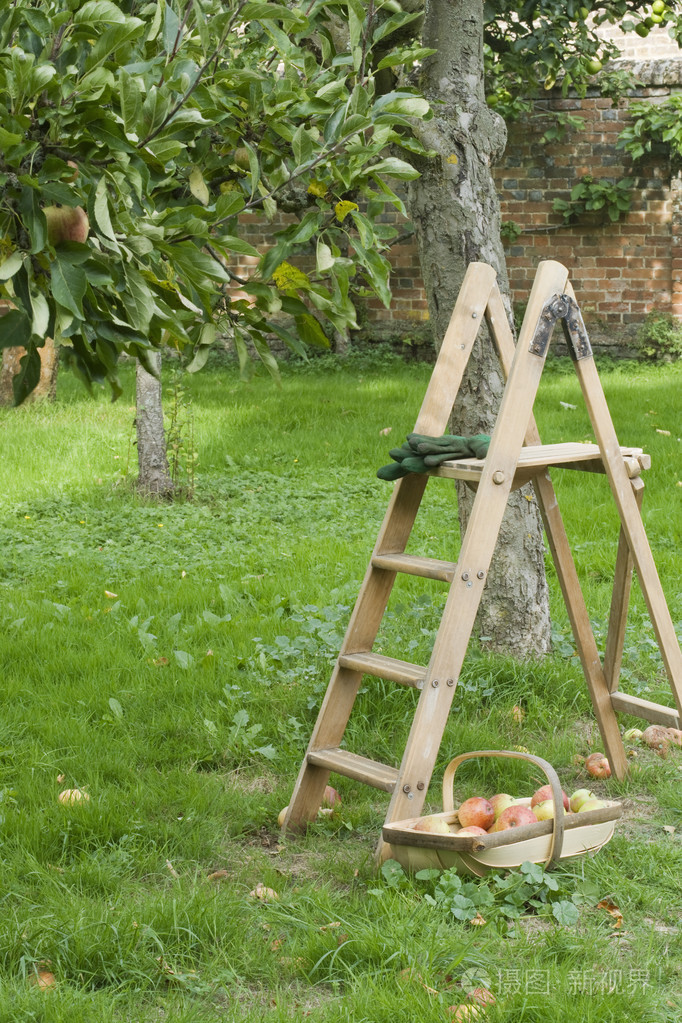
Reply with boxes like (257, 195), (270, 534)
(307, 747), (399, 791)
(432, 442), (648, 480)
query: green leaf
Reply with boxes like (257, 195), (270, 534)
(50, 255), (87, 318)
(189, 167), (210, 206)
(86, 19), (146, 71)
(186, 323), (217, 373)
(93, 177), (117, 242)
(12, 344), (41, 405)
(119, 68), (142, 135)
(0, 127), (22, 148)
(0, 310), (32, 349)
(0, 252), (24, 281)
(121, 264), (155, 332)
(552, 901), (580, 926)
(74, 1), (127, 24)
(295, 313), (330, 349)
(174, 650), (194, 669)
(108, 697), (124, 719)
(369, 157), (420, 180)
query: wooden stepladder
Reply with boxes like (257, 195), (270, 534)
(282, 259), (682, 860)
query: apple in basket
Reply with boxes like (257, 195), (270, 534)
(488, 793), (515, 821)
(412, 815), (452, 835)
(456, 826), (488, 837)
(487, 804), (538, 833)
(530, 784), (570, 811)
(457, 797), (495, 831)
(577, 797), (606, 813)
(569, 788), (595, 813)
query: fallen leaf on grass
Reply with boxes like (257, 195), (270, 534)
(663, 825), (676, 835)
(207, 869), (230, 882)
(319, 922), (342, 931)
(597, 898), (623, 928)
(104, 590), (118, 599)
(511, 705), (525, 723)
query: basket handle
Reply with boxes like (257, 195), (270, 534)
(442, 749), (566, 869)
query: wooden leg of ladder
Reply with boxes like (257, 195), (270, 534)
(283, 475), (429, 831)
(284, 263), (501, 834)
(575, 354), (682, 721)
(603, 476), (645, 693)
(533, 472), (629, 780)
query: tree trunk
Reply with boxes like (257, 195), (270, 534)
(406, 0), (550, 655)
(135, 353), (174, 498)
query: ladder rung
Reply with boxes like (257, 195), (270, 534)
(610, 690), (680, 729)
(338, 651), (426, 688)
(307, 747), (399, 791)
(372, 552), (456, 582)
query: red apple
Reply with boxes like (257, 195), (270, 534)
(585, 752), (611, 778)
(530, 784), (569, 810)
(323, 785), (341, 807)
(413, 815), (452, 835)
(488, 793), (515, 821)
(457, 796), (495, 831)
(44, 204), (90, 245)
(487, 804), (538, 832)
(456, 825), (488, 836)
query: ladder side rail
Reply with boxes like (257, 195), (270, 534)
(283, 263), (498, 832)
(603, 476), (645, 693)
(566, 287), (682, 719)
(487, 281), (629, 779)
(379, 261), (571, 842)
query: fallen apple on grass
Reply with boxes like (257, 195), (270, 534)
(58, 788), (89, 805)
(585, 752), (611, 778)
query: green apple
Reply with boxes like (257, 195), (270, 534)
(569, 788), (595, 813)
(577, 797), (606, 813)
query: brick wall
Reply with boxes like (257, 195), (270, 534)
(233, 40), (682, 355)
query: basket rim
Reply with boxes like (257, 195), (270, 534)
(382, 800), (622, 853)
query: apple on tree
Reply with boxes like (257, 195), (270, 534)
(43, 204), (89, 246)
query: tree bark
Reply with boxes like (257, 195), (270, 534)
(406, 0), (550, 655)
(135, 352), (175, 498)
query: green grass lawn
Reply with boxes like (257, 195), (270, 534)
(0, 349), (680, 1022)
